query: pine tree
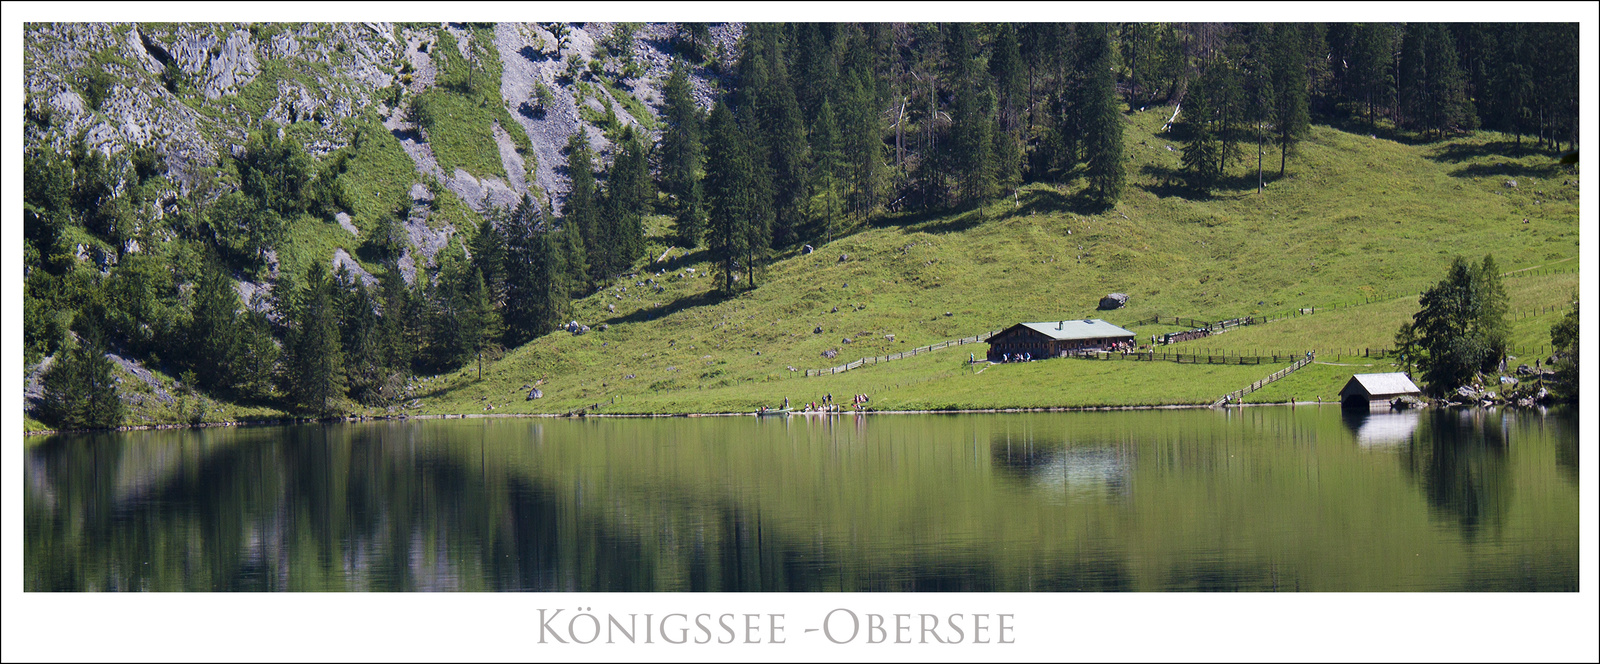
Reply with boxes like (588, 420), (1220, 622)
(1078, 23), (1125, 207)
(336, 267), (386, 403)
(1180, 64), (1224, 194)
(38, 318), (124, 429)
(471, 212), (507, 309)
(807, 98), (847, 244)
(758, 35), (810, 249)
(1348, 24), (1396, 132)
(659, 62), (707, 248)
(563, 130), (601, 287)
(503, 195), (553, 344)
(840, 68), (884, 220)
(378, 259), (414, 377)
(1271, 24), (1311, 177)
(989, 23), (1026, 194)
(188, 257), (242, 393)
(603, 125), (651, 270)
(281, 261), (346, 416)
(704, 102), (753, 293)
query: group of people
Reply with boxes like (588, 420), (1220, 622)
(1000, 352), (1036, 363)
(782, 393), (872, 413)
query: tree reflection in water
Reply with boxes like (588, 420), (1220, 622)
(24, 409), (1577, 591)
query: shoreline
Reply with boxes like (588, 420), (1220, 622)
(25, 398), (1539, 437)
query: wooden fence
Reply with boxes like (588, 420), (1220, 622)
(1066, 350), (1307, 365)
(805, 329), (1002, 377)
(1213, 352), (1318, 407)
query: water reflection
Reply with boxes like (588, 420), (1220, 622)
(24, 408), (1578, 591)
(1341, 409), (1421, 448)
(1399, 410), (1512, 541)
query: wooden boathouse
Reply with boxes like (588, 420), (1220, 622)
(985, 319), (1138, 361)
(1339, 372), (1423, 409)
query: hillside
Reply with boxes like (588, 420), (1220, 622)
(20, 22), (1580, 429)
(407, 111), (1579, 416)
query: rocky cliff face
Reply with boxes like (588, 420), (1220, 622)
(25, 21), (739, 266)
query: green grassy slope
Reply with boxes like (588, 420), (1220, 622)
(392, 107), (1578, 416)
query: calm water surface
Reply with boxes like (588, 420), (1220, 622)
(24, 406), (1578, 591)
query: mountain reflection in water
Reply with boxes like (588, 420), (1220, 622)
(24, 407), (1578, 591)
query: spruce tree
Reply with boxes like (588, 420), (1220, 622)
(950, 81), (996, 207)
(471, 212), (507, 310)
(604, 125), (651, 270)
(840, 69), (884, 220)
(659, 62), (707, 247)
(757, 33), (810, 249)
(336, 267), (386, 403)
(39, 318), (124, 429)
(808, 98), (847, 244)
(378, 259), (414, 377)
(1271, 24), (1311, 176)
(187, 257), (242, 393)
(281, 262), (346, 416)
(1180, 66), (1223, 194)
(989, 23), (1026, 195)
(1078, 24), (1126, 207)
(503, 195), (550, 344)
(563, 130), (601, 286)
(703, 102), (753, 293)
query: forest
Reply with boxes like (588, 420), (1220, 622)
(22, 22), (1582, 425)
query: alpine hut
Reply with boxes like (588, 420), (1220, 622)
(1339, 373), (1423, 410)
(985, 319), (1138, 361)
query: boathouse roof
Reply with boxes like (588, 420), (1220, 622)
(1339, 373), (1423, 399)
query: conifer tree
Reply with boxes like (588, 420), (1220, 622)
(336, 267), (386, 403)
(471, 212), (507, 309)
(1078, 23), (1126, 207)
(659, 62), (707, 247)
(378, 259), (414, 376)
(756, 31), (810, 248)
(1397, 23), (1476, 139)
(604, 125), (651, 270)
(989, 24), (1026, 195)
(1348, 23), (1396, 132)
(563, 130), (601, 287)
(840, 69), (884, 219)
(188, 257), (242, 393)
(807, 98), (847, 244)
(950, 81), (996, 207)
(503, 195), (560, 344)
(281, 262), (346, 416)
(39, 318), (124, 429)
(704, 102), (753, 293)
(1271, 24), (1311, 176)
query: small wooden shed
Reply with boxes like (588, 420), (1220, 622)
(1339, 373), (1422, 409)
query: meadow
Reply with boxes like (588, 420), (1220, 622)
(393, 107), (1578, 417)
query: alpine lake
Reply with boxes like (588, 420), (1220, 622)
(23, 406), (1578, 591)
